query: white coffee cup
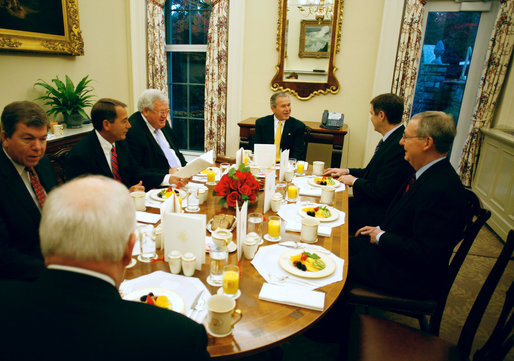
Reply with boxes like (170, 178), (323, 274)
(284, 169), (294, 182)
(181, 252), (196, 277)
(207, 294), (242, 336)
(320, 186), (335, 205)
(198, 185), (208, 204)
(301, 217), (320, 243)
(212, 228), (232, 249)
(131, 191), (146, 211)
(243, 233), (259, 260)
(312, 161), (325, 176)
(168, 250), (182, 274)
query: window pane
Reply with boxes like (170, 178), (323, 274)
(171, 118), (187, 149)
(171, 53), (188, 84)
(190, 53), (206, 83)
(171, 84), (187, 118)
(190, 85), (205, 119)
(412, 12), (481, 123)
(189, 118), (205, 151)
(191, 10), (210, 44)
(169, 11), (189, 44)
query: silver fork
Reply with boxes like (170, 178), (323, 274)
(190, 292), (206, 320)
(268, 273), (319, 288)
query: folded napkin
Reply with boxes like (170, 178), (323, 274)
(120, 271), (210, 324)
(259, 283), (325, 311)
(284, 222), (332, 237)
(160, 192), (182, 218)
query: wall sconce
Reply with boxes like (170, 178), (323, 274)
(297, 0), (334, 23)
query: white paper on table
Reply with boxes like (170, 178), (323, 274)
(259, 283), (325, 311)
(254, 144), (276, 169)
(236, 201), (248, 262)
(162, 212), (206, 270)
(263, 170), (276, 213)
(173, 150), (214, 178)
(279, 149), (289, 182)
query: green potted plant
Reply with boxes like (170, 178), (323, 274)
(34, 75), (95, 128)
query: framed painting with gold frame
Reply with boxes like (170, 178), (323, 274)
(299, 20), (331, 59)
(0, 0), (84, 55)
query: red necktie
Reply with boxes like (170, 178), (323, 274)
(27, 167), (47, 208)
(404, 174), (415, 193)
(111, 146), (122, 182)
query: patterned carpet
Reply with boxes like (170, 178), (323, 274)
(240, 225), (513, 361)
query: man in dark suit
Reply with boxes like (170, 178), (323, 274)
(126, 89), (187, 176)
(0, 175), (210, 360)
(349, 111), (467, 299)
(66, 98), (187, 190)
(0, 101), (58, 281)
(252, 92), (307, 161)
(324, 93), (413, 232)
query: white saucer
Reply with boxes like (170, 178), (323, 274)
(217, 288), (241, 299)
(126, 258), (137, 268)
(137, 254), (155, 263)
(286, 197), (298, 203)
(206, 275), (223, 287)
(206, 324), (232, 338)
(264, 234), (281, 243)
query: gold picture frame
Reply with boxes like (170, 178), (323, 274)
(0, 0), (84, 56)
(298, 20), (331, 59)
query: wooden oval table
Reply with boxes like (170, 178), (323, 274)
(125, 180), (348, 359)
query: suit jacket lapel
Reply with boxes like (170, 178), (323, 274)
(91, 132), (114, 178)
(0, 149), (41, 223)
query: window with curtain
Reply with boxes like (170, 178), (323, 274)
(165, 0), (212, 152)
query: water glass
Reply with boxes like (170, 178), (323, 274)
(208, 250), (228, 286)
(137, 225), (156, 262)
(248, 212), (264, 244)
(185, 186), (200, 213)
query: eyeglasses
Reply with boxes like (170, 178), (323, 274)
(150, 109), (170, 116)
(402, 134), (426, 140)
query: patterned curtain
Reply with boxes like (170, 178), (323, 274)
(458, 0), (514, 186)
(391, 0), (427, 123)
(204, 0), (228, 156)
(147, 0), (168, 94)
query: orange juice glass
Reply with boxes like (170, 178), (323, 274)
(222, 265), (239, 295)
(267, 216), (281, 241)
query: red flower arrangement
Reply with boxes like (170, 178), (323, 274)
(213, 164), (260, 207)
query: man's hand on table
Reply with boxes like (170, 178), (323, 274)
(355, 226), (384, 244)
(129, 181), (145, 193)
(323, 168), (348, 178)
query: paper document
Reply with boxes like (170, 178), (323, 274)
(173, 150), (214, 178)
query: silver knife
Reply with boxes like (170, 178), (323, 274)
(187, 290), (204, 318)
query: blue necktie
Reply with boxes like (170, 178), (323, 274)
(155, 130), (180, 168)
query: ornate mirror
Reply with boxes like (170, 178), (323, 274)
(271, 0), (344, 100)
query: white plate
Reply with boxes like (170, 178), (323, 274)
(308, 177), (341, 188)
(123, 287), (186, 313)
(279, 249), (336, 279)
(207, 217), (237, 233)
(148, 188), (186, 202)
(196, 167), (219, 177)
(297, 204), (340, 222)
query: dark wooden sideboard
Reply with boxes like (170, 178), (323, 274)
(237, 117), (348, 168)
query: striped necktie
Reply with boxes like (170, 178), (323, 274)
(111, 145), (122, 182)
(275, 120), (284, 161)
(27, 167), (46, 208)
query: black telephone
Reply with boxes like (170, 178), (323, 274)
(320, 110), (344, 130)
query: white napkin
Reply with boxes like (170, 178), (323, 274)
(259, 283), (325, 311)
(251, 244), (345, 290)
(136, 211), (161, 224)
(279, 149), (289, 181)
(160, 192), (182, 219)
(254, 144), (276, 168)
(235, 147), (244, 167)
(120, 271), (210, 324)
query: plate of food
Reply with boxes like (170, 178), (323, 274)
(298, 204), (339, 222)
(149, 187), (187, 202)
(196, 167), (219, 177)
(308, 176), (340, 188)
(123, 287), (185, 313)
(207, 214), (237, 233)
(279, 249), (336, 279)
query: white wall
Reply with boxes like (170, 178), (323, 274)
(0, 0), (134, 119)
(234, 0), (387, 168)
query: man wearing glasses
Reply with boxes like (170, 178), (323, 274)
(126, 89), (187, 176)
(349, 111), (467, 300)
